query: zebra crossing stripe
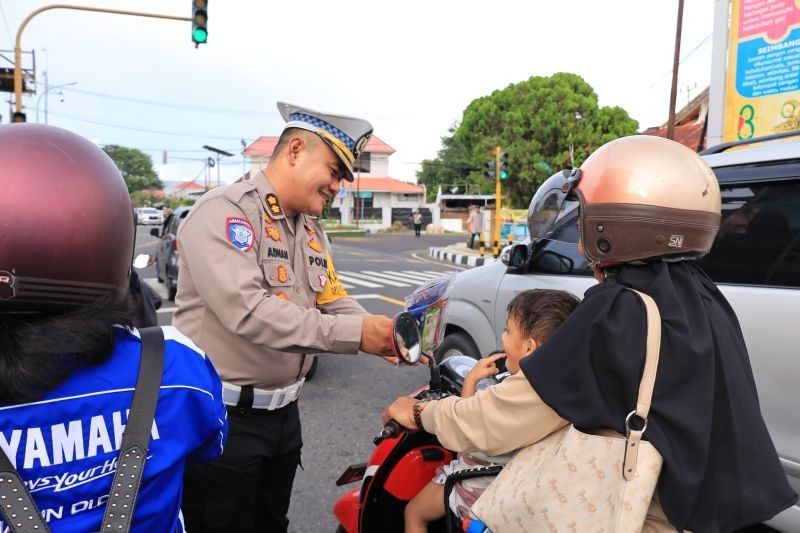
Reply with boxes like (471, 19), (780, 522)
(335, 273), (383, 288)
(422, 270), (455, 277)
(383, 271), (439, 283)
(357, 271), (415, 287)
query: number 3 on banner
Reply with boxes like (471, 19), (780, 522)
(737, 104), (755, 140)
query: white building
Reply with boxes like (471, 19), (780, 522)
(243, 135), (434, 231)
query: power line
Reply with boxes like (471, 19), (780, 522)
(0, 1), (13, 48)
(647, 32), (713, 90)
(39, 82), (278, 118)
(48, 110), (249, 141)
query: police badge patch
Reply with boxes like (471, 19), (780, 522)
(308, 237), (323, 253)
(318, 274), (328, 288)
(266, 226), (281, 242)
(226, 217), (255, 252)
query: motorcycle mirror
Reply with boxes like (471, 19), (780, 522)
(391, 312), (422, 365)
(132, 253), (156, 269)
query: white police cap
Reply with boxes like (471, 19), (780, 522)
(277, 101), (373, 182)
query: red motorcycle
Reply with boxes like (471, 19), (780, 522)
(333, 311), (500, 533)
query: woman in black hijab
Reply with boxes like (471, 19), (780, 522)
(521, 135), (796, 531)
(385, 135), (795, 532)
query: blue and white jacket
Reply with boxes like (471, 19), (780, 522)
(0, 326), (228, 532)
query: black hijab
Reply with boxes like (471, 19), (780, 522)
(521, 261), (797, 532)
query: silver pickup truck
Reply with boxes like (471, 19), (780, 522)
(436, 136), (800, 531)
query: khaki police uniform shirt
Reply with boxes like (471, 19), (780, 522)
(420, 372), (674, 530)
(173, 172), (367, 389)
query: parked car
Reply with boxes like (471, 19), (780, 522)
(151, 206), (191, 300)
(436, 134), (800, 531)
(136, 207), (164, 226)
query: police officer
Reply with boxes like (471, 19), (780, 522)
(174, 102), (395, 532)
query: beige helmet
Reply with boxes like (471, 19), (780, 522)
(528, 135), (721, 267)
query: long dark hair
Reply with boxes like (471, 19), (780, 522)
(0, 292), (134, 405)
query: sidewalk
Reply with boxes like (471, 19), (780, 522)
(428, 241), (498, 267)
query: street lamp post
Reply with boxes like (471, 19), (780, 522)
(36, 80), (77, 124)
(202, 145), (234, 187)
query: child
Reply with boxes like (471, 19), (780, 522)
(404, 289), (580, 532)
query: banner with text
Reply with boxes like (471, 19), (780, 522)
(723, 0), (800, 142)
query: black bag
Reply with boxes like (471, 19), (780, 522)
(0, 327), (165, 533)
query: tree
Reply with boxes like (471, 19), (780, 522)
(417, 73), (639, 208)
(103, 145), (163, 193)
(416, 124), (493, 202)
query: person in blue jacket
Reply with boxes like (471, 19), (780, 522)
(0, 123), (228, 532)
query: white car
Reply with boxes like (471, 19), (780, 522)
(437, 134), (800, 531)
(135, 207), (163, 226)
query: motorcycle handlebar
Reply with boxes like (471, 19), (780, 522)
(374, 420), (403, 445)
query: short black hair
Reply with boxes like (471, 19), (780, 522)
(507, 289), (580, 344)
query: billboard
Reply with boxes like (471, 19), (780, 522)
(723, 0), (800, 142)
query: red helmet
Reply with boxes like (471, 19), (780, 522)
(0, 124), (134, 312)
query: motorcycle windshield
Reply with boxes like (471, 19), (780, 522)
(404, 274), (455, 355)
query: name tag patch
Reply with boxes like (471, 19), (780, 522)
(268, 247), (289, 260)
(226, 217), (255, 252)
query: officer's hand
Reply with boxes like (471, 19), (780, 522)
(360, 314), (397, 363)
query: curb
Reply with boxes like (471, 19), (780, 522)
(428, 247), (497, 267)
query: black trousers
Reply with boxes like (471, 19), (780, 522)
(182, 401), (302, 533)
(414, 223), (422, 237)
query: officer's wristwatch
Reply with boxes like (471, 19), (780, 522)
(412, 400), (429, 430)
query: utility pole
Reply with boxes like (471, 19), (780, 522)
(13, 5), (191, 119)
(667, 0), (685, 140)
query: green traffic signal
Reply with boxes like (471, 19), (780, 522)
(500, 170), (509, 180)
(193, 26), (208, 43)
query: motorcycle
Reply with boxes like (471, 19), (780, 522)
(333, 277), (501, 533)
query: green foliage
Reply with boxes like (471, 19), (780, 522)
(416, 124), (493, 202)
(417, 73), (639, 208)
(103, 145), (163, 193)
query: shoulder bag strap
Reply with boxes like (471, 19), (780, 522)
(622, 289), (662, 481)
(100, 326), (165, 531)
(0, 451), (50, 532)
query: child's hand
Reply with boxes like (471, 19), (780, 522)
(465, 353), (507, 383)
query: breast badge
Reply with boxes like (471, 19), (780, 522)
(266, 226), (281, 242)
(276, 292), (289, 302)
(308, 237), (323, 253)
(277, 264), (289, 283)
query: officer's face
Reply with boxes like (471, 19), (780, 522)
(293, 139), (346, 216)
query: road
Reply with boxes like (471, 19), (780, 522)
(133, 225), (464, 531)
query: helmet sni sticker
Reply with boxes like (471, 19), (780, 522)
(226, 217), (255, 252)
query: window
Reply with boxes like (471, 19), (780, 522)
(698, 180), (800, 288)
(352, 153), (371, 174)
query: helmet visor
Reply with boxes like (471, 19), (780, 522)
(527, 168), (582, 241)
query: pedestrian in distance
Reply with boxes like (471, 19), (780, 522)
(467, 205), (482, 249)
(0, 124), (227, 532)
(174, 101), (397, 533)
(412, 209), (423, 237)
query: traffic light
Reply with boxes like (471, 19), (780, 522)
(499, 151), (509, 180)
(192, 0), (208, 45)
(484, 160), (496, 180)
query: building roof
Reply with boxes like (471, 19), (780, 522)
(173, 181), (206, 191)
(641, 121), (706, 152)
(642, 86), (708, 151)
(244, 135), (395, 157)
(347, 177), (423, 193)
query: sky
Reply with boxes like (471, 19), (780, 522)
(0, 1), (716, 185)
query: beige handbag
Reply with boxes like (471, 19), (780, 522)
(471, 290), (664, 532)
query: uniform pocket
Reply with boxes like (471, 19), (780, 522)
(264, 260), (295, 287)
(307, 267), (328, 293)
